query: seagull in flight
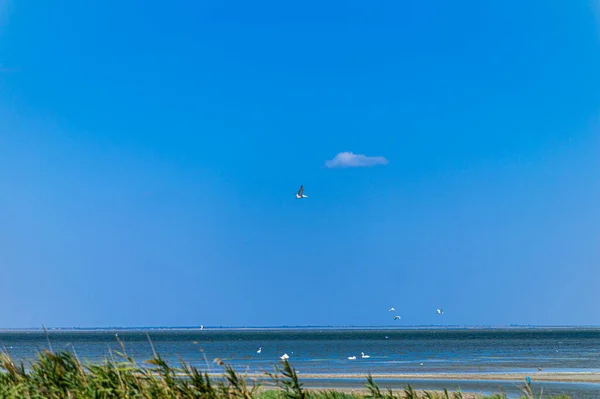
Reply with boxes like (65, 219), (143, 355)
(296, 185), (308, 199)
(394, 316), (401, 320)
(436, 308), (444, 315)
(389, 307), (395, 312)
(200, 325), (204, 330)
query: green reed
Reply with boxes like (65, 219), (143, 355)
(0, 348), (570, 399)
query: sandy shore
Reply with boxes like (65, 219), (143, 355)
(203, 371), (600, 398)
(235, 372), (600, 383)
(274, 387), (484, 399)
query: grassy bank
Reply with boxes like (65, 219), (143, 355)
(0, 346), (569, 399)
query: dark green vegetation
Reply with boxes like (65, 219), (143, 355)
(0, 345), (570, 399)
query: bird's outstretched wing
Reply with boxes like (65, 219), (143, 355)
(298, 185), (304, 196)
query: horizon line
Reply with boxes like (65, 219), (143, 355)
(2, 324), (600, 331)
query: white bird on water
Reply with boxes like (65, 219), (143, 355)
(389, 307), (395, 312)
(436, 308), (444, 315)
(280, 353), (289, 360)
(348, 356), (356, 360)
(257, 348), (262, 354)
(361, 352), (370, 359)
(295, 185), (308, 199)
(200, 325), (204, 330)
(394, 316), (401, 320)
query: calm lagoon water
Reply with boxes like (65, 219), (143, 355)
(1, 328), (599, 398)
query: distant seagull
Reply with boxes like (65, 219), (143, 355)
(348, 356), (357, 360)
(385, 336), (389, 339)
(394, 316), (401, 320)
(280, 353), (289, 360)
(257, 347), (262, 354)
(436, 308), (444, 315)
(389, 307), (395, 312)
(200, 325), (205, 330)
(296, 185), (308, 199)
(361, 352), (370, 359)
(420, 363), (424, 366)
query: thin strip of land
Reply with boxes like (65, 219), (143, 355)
(237, 372), (600, 383)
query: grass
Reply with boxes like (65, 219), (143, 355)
(0, 345), (571, 399)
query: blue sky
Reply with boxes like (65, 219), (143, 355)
(0, 0), (599, 328)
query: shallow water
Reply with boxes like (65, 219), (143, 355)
(1, 328), (599, 397)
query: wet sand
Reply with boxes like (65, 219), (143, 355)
(207, 371), (600, 398)
(274, 387), (484, 398)
(239, 372), (600, 383)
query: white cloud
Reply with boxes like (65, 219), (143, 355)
(324, 152), (388, 168)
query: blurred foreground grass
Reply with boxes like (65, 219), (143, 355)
(0, 342), (570, 399)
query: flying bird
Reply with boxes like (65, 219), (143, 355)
(200, 325), (204, 330)
(394, 316), (401, 320)
(296, 185), (308, 199)
(361, 352), (370, 359)
(257, 348), (262, 354)
(389, 307), (395, 312)
(436, 308), (444, 315)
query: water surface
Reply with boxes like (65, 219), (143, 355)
(1, 328), (599, 397)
